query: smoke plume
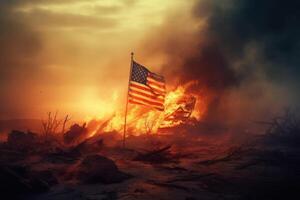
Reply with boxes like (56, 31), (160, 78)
(140, 0), (300, 129)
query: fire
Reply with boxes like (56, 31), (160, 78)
(87, 81), (207, 137)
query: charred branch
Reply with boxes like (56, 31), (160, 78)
(61, 115), (71, 135)
(42, 112), (62, 138)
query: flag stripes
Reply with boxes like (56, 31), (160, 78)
(129, 98), (164, 111)
(129, 87), (164, 102)
(129, 82), (164, 106)
(129, 81), (165, 97)
(128, 61), (166, 111)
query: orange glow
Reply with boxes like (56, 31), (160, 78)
(0, 0), (197, 120)
(87, 81), (207, 137)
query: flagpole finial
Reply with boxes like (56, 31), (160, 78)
(131, 52), (134, 60)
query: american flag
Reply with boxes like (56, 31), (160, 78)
(128, 61), (166, 111)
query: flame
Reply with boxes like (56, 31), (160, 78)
(87, 81), (207, 137)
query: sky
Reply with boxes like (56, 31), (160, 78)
(0, 0), (299, 123)
(0, 0), (194, 120)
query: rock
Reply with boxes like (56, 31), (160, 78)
(77, 154), (131, 184)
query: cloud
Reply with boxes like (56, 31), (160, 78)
(20, 8), (118, 30)
(92, 5), (123, 15)
(0, 0), (178, 119)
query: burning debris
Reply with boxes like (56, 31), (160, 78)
(85, 82), (205, 137)
(0, 110), (299, 199)
(160, 95), (196, 128)
(0, 0), (299, 199)
(0, 76), (298, 200)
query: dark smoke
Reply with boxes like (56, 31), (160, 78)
(193, 0), (300, 81)
(177, 0), (300, 90)
(149, 0), (300, 126)
(192, 0), (300, 123)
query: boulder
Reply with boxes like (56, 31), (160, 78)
(77, 154), (131, 184)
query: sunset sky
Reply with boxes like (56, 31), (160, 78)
(1, 0), (299, 122)
(0, 0), (196, 120)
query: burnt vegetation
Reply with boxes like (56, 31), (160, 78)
(0, 110), (299, 199)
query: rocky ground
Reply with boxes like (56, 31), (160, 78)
(1, 113), (300, 200)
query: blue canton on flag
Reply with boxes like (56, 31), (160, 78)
(130, 62), (148, 85)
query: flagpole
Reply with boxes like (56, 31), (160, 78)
(123, 52), (134, 148)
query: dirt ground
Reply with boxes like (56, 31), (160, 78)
(20, 132), (300, 200)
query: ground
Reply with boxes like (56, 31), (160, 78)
(17, 132), (300, 200)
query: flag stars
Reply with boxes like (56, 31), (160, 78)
(131, 62), (148, 84)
